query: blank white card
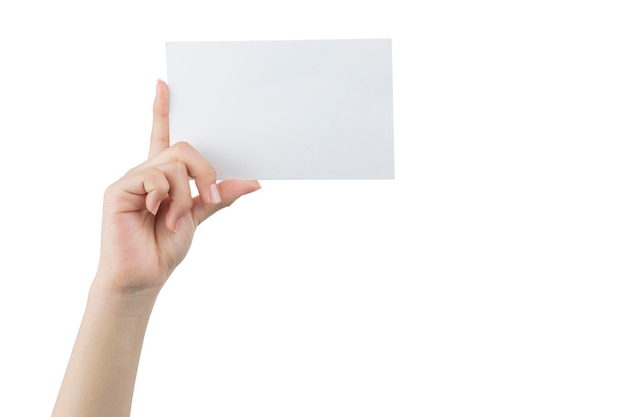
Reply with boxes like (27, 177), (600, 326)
(166, 39), (394, 180)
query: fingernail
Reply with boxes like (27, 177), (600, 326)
(174, 217), (184, 232)
(151, 199), (162, 216)
(209, 183), (221, 204)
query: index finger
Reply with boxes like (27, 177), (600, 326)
(149, 79), (170, 158)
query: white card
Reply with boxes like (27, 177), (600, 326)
(166, 39), (394, 180)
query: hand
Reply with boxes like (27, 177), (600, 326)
(94, 80), (260, 295)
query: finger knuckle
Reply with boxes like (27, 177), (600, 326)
(172, 160), (188, 177)
(205, 164), (216, 177)
(103, 182), (118, 199)
(172, 141), (193, 153)
(103, 181), (125, 207)
(146, 167), (169, 191)
(145, 166), (163, 178)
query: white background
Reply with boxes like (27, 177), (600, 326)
(0, 1), (624, 416)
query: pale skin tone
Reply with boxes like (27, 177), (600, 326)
(51, 80), (260, 417)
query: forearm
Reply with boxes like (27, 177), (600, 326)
(52, 279), (159, 417)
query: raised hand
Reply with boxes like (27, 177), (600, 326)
(94, 80), (260, 295)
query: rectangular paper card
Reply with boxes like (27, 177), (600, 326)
(166, 39), (394, 180)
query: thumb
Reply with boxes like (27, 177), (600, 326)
(192, 179), (261, 225)
(217, 180), (262, 206)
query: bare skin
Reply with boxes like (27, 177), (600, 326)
(51, 80), (260, 417)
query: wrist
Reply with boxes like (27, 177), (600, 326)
(89, 275), (161, 320)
